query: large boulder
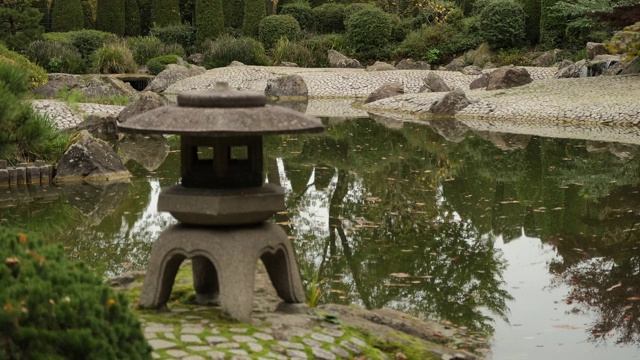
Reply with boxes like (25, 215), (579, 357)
(444, 57), (466, 71)
(366, 61), (396, 71)
(419, 72), (451, 93)
(469, 74), (489, 90)
(462, 65), (482, 75)
(145, 64), (206, 93)
(117, 91), (166, 123)
(621, 57), (640, 75)
(555, 59), (588, 78)
(395, 59), (431, 70)
(532, 49), (563, 67)
(364, 82), (404, 104)
(264, 74), (308, 98)
(486, 66), (533, 90)
(586, 42), (607, 60)
(74, 112), (118, 142)
(54, 130), (130, 184)
(187, 53), (205, 66)
(33, 73), (82, 98)
(429, 88), (470, 115)
(33, 74), (138, 99)
(327, 50), (362, 68)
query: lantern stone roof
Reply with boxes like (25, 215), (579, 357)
(118, 83), (324, 136)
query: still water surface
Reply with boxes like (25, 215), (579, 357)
(3, 117), (640, 359)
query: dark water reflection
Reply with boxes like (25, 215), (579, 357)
(2, 117), (640, 359)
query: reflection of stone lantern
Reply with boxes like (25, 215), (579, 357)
(119, 82), (323, 322)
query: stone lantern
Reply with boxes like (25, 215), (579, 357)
(119, 82), (324, 322)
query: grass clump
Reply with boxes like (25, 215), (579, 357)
(273, 37), (315, 67)
(202, 35), (270, 68)
(92, 40), (138, 74)
(25, 40), (86, 74)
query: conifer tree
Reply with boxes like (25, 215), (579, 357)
(95, 0), (126, 36)
(51, 0), (84, 32)
(195, 0), (223, 44)
(81, 1), (94, 29)
(33, 0), (51, 32)
(151, 0), (181, 27)
(223, 0), (243, 29)
(0, 1), (43, 51)
(125, 0), (142, 36)
(242, 0), (266, 37)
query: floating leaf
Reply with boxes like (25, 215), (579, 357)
(390, 273), (411, 278)
(627, 297), (640, 301)
(552, 324), (582, 330)
(606, 283), (622, 291)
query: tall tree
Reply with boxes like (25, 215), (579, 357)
(81, 1), (94, 29)
(51, 0), (84, 32)
(0, 0), (44, 51)
(95, 0), (126, 36)
(125, 0), (142, 36)
(540, 0), (565, 48)
(195, 0), (223, 43)
(32, 0), (51, 32)
(242, 0), (266, 37)
(151, 0), (181, 27)
(223, 0), (243, 28)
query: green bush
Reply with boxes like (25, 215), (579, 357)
(344, 2), (379, 22)
(127, 36), (184, 65)
(478, 0), (526, 49)
(34, 0), (52, 32)
(302, 33), (347, 67)
(125, 0), (142, 36)
(0, 228), (152, 359)
(0, 2), (44, 51)
(312, 3), (346, 34)
(242, 0), (266, 37)
(195, 0), (224, 44)
(345, 8), (392, 57)
(0, 44), (48, 89)
(0, 62), (66, 162)
(68, 30), (119, 60)
(96, 0), (126, 36)
(273, 37), (315, 67)
(51, 0), (84, 32)
(223, 0), (244, 29)
(395, 21), (480, 64)
(259, 15), (301, 51)
(280, 2), (313, 31)
(179, 0), (196, 25)
(202, 34), (270, 68)
(91, 41), (138, 73)
(150, 24), (194, 51)
(26, 40), (86, 73)
(146, 54), (180, 74)
(151, 0), (181, 27)
(81, 1), (94, 29)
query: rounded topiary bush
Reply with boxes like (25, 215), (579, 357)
(280, 2), (313, 31)
(345, 7), (392, 55)
(69, 30), (119, 61)
(202, 34), (270, 68)
(0, 228), (152, 359)
(258, 15), (301, 51)
(312, 3), (346, 34)
(26, 40), (86, 74)
(146, 54), (180, 74)
(92, 41), (138, 73)
(478, 0), (526, 49)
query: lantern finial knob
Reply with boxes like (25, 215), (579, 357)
(215, 81), (229, 91)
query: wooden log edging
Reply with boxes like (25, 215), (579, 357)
(0, 160), (53, 187)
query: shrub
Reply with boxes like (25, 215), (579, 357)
(273, 37), (315, 67)
(0, 62), (66, 162)
(26, 40), (86, 73)
(478, 0), (526, 49)
(223, 0), (244, 29)
(345, 8), (392, 56)
(344, 2), (378, 22)
(312, 3), (346, 34)
(91, 41), (138, 73)
(127, 36), (165, 64)
(195, 0), (224, 44)
(242, 0), (266, 37)
(394, 21), (480, 64)
(125, 0), (142, 36)
(146, 54), (180, 74)
(81, 1), (93, 29)
(68, 29), (119, 60)
(493, 48), (530, 66)
(51, 0), (84, 32)
(202, 34), (270, 68)
(179, 0), (196, 25)
(606, 22), (640, 62)
(302, 33), (347, 67)
(138, 0), (153, 34)
(0, 44), (48, 89)
(43, 32), (74, 44)
(95, 0), (126, 36)
(0, 2), (44, 51)
(0, 228), (152, 359)
(34, 0), (52, 32)
(150, 24), (195, 51)
(280, 2), (313, 31)
(259, 15), (301, 51)
(151, 0), (181, 27)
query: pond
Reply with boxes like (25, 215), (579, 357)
(2, 115), (640, 359)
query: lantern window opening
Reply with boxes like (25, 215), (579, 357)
(197, 146), (214, 161)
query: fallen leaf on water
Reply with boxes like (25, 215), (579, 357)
(606, 283), (622, 291)
(627, 297), (640, 301)
(366, 197), (380, 202)
(552, 324), (582, 330)
(390, 273), (411, 278)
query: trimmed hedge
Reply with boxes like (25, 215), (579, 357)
(151, 0), (181, 27)
(280, 2), (313, 31)
(478, 0), (526, 49)
(345, 7), (392, 55)
(96, 0), (126, 36)
(258, 15), (301, 51)
(312, 3), (346, 34)
(125, 0), (142, 36)
(223, 0), (244, 29)
(150, 24), (194, 51)
(146, 54), (180, 74)
(195, 0), (224, 44)
(51, 0), (84, 32)
(81, 1), (94, 29)
(242, 0), (266, 37)
(0, 228), (152, 359)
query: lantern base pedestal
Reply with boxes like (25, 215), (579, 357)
(158, 183), (285, 226)
(138, 222), (306, 323)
